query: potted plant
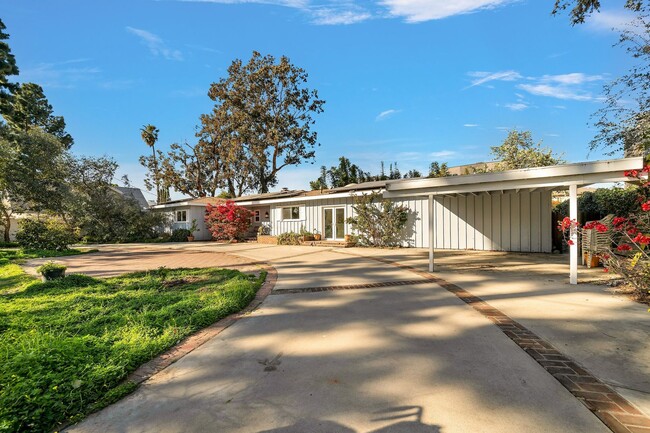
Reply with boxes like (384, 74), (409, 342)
(313, 228), (322, 241)
(299, 225), (314, 242)
(187, 219), (199, 242)
(37, 262), (67, 281)
(344, 234), (353, 243)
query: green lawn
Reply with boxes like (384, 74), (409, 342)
(0, 253), (265, 432)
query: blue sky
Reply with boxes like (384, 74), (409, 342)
(1, 0), (637, 200)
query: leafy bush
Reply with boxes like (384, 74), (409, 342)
(0, 242), (18, 248)
(36, 262), (67, 280)
(169, 228), (191, 242)
(559, 167), (650, 301)
(205, 201), (253, 241)
(555, 187), (640, 223)
(347, 192), (409, 247)
(15, 218), (76, 251)
(277, 232), (301, 245)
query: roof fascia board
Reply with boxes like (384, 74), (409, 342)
(241, 189), (384, 205)
(383, 173), (633, 198)
(386, 157), (643, 193)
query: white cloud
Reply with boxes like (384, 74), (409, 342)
(311, 7), (372, 24)
(380, 0), (514, 23)
(178, 0), (517, 24)
(517, 83), (594, 101)
(126, 27), (183, 61)
(429, 150), (458, 159)
(586, 9), (636, 31)
(539, 72), (603, 85)
(376, 109), (401, 121)
(505, 102), (528, 111)
(467, 70), (522, 88)
(464, 123), (479, 127)
(178, 0), (372, 25)
(20, 59), (100, 88)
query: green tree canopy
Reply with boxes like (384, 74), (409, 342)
(3, 83), (73, 148)
(491, 129), (565, 171)
(206, 51), (325, 194)
(0, 18), (19, 115)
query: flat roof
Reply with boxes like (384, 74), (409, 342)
(384, 157), (644, 198)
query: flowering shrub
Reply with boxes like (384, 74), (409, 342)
(204, 201), (253, 241)
(559, 165), (650, 300)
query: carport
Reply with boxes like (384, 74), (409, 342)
(383, 157), (644, 284)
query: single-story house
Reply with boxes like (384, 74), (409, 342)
(152, 157), (644, 283)
(152, 197), (226, 241)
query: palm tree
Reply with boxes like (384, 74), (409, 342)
(140, 124), (164, 203)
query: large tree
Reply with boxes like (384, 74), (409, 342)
(3, 83), (73, 148)
(141, 140), (227, 198)
(0, 18), (19, 116)
(0, 127), (69, 241)
(491, 130), (565, 171)
(206, 51), (325, 193)
(552, 1), (650, 156)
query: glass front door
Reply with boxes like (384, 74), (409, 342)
(324, 207), (345, 240)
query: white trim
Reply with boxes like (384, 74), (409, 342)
(386, 157), (643, 193)
(237, 189), (384, 206)
(323, 206), (346, 241)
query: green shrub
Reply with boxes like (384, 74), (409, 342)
(0, 242), (19, 248)
(15, 218), (76, 251)
(36, 262), (67, 280)
(169, 228), (191, 242)
(277, 232), (301, 245)
(347, 192), (409, 247)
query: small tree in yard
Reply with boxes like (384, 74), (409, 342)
(205, 201), (253, 241)
(347, 192), (409, 247)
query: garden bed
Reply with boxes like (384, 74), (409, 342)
(0, 257), (266, 432)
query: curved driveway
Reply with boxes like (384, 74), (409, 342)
(62, 243), (609, 433)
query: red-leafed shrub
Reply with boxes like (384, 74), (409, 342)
(205, 201), (253, 241)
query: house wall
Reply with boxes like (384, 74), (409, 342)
(162, 206), (212, 241)
(267, 189), (552, 252)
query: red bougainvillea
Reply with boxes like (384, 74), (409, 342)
(205, 201), (254, 241)
(560, 166), (650, 299)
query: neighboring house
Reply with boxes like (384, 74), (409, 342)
(151, 157), (642, 257)
(112, 186), (150, 209)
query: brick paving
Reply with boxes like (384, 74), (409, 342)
(270, 277), (438, 294)
(338, 252), (650, 433)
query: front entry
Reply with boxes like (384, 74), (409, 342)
(324, 207), (345, 240)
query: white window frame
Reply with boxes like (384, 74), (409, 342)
(281, 206), (301, 221)
(176, 210), (187, 222)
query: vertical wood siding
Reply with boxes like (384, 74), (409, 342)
(267, 189), (552, 252)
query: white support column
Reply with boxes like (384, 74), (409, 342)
(428, 194), (434, 273)
(569, 184), (578, 285)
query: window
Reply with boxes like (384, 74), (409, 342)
(281, 206), (300, 220)
(176, 210), (187, 222)
(254, 210), (260, 222)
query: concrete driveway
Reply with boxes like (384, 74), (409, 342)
(60, 243), (620, 433)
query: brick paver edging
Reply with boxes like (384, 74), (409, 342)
(270, 278), (438, 294)
(337, 252), (650, 433)
(126, 262), (278, 385)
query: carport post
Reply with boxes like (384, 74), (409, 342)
(569, 184), (578, 285)
(428, 194), (434, 272)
